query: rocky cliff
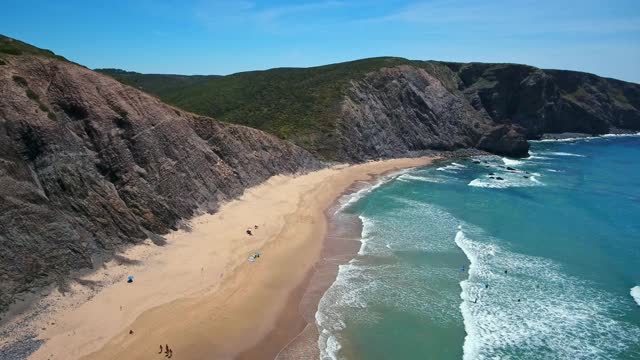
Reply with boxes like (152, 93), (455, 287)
(0, 49), (321, 314)
(99, 58), (640, 161)
(2, 35), (639, 315)
(334, 65), (528, 161)
(443, 62), (640, 137)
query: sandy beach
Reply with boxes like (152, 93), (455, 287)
(6, 157), (436, 360)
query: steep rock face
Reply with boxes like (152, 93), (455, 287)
(448, 63), (640, 137)
(477, 125), (529, 157)
(0, 55), (321, 313)
(98, 58), (640, 160)
(334, 66), (528, 161)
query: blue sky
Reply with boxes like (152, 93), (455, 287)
(3, 0), (640, 82)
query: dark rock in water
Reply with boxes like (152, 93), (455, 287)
(477, 125), (530, 158)
(489, 176), (495, 179)
(506, 167), (516, 171)
(496, 177), (505, 180)
(0, 54), (322, 314)
(523, 176), (529, 178)
(473, 160), (481, 164)
(541, 132), (592, 140)
(489, 172), (495, 175)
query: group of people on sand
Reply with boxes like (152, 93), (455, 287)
(159, 344), (173, 358)
(246, 224), (259, 236)
(245, 225), (262, 262)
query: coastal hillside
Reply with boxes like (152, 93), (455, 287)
(1, 34), (637, 316)
(99, 58), (640, 160)
(0, 36), (321, 314)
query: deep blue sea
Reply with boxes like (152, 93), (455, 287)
(316, 135), (640, 360)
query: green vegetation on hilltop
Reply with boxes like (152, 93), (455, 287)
(98, 57), (640, 155)
(95, 69), (217, 99)
(94, 56), (639, 158)
(99, 57), (443, 155)
(0, 34), (68, 61)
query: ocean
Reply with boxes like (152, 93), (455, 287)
(316, 135), (640, 360)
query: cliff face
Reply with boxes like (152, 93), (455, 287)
(0, 54), (321, 314)
(334, 65), (527, 161)
(98, 59), (640, 161)
(445, 62), (640, 137)
(2, 36), (638, 314)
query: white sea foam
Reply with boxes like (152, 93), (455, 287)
(358, 215), (373, 255)
(324, 334), (342, 360)
(468, 156), (545, 189)
(530, 132), (640, 143)
(468, 174), (543, 189)
(397, 173), (446, 183)
(334, 168), (412, 214)
(632, 286), (640, 306)
(526, 152), (551, 160)
(602, 132), (640, 138)
(437, 162), (467, 173)
(532, 137), (593, 143)
(502, 157), (524, 166)
(528, 155), (550, 160)
(529, 133), (636, 143)
(317, 202), (465, 358)
(455, 229), (640, 360)
(545, 152), (586, 157)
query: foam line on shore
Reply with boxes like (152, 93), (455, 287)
(454, 228), (640, 360)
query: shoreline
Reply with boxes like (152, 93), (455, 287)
(2, 156), (437, 360)
(536, 131), (640, 142)
(240, 178), (387, 359)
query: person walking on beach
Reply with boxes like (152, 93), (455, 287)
(165, 344), (170, 357)
(168, 348), (173, 358)
(159, 345), (163, 354)
(246, 228), (253, 236)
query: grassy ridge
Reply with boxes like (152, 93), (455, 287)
(99, 57), (425, 156)
(0, 34), (67, 61)
(98, 56), (640, 157)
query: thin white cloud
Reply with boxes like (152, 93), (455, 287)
(255, 1), (347, 23)
(355, 0), (640, 35)
(192, 0), (349, 29)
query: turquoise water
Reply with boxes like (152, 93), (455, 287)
(316, 135), (640, 360)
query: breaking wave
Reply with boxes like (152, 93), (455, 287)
(455, 229), (640, 360)
(544, 152), (586, 157)
(437, 162), (467, 173)
(632, 286), (640, 306)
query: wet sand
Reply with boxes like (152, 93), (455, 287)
(10, 157), (436, 360)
